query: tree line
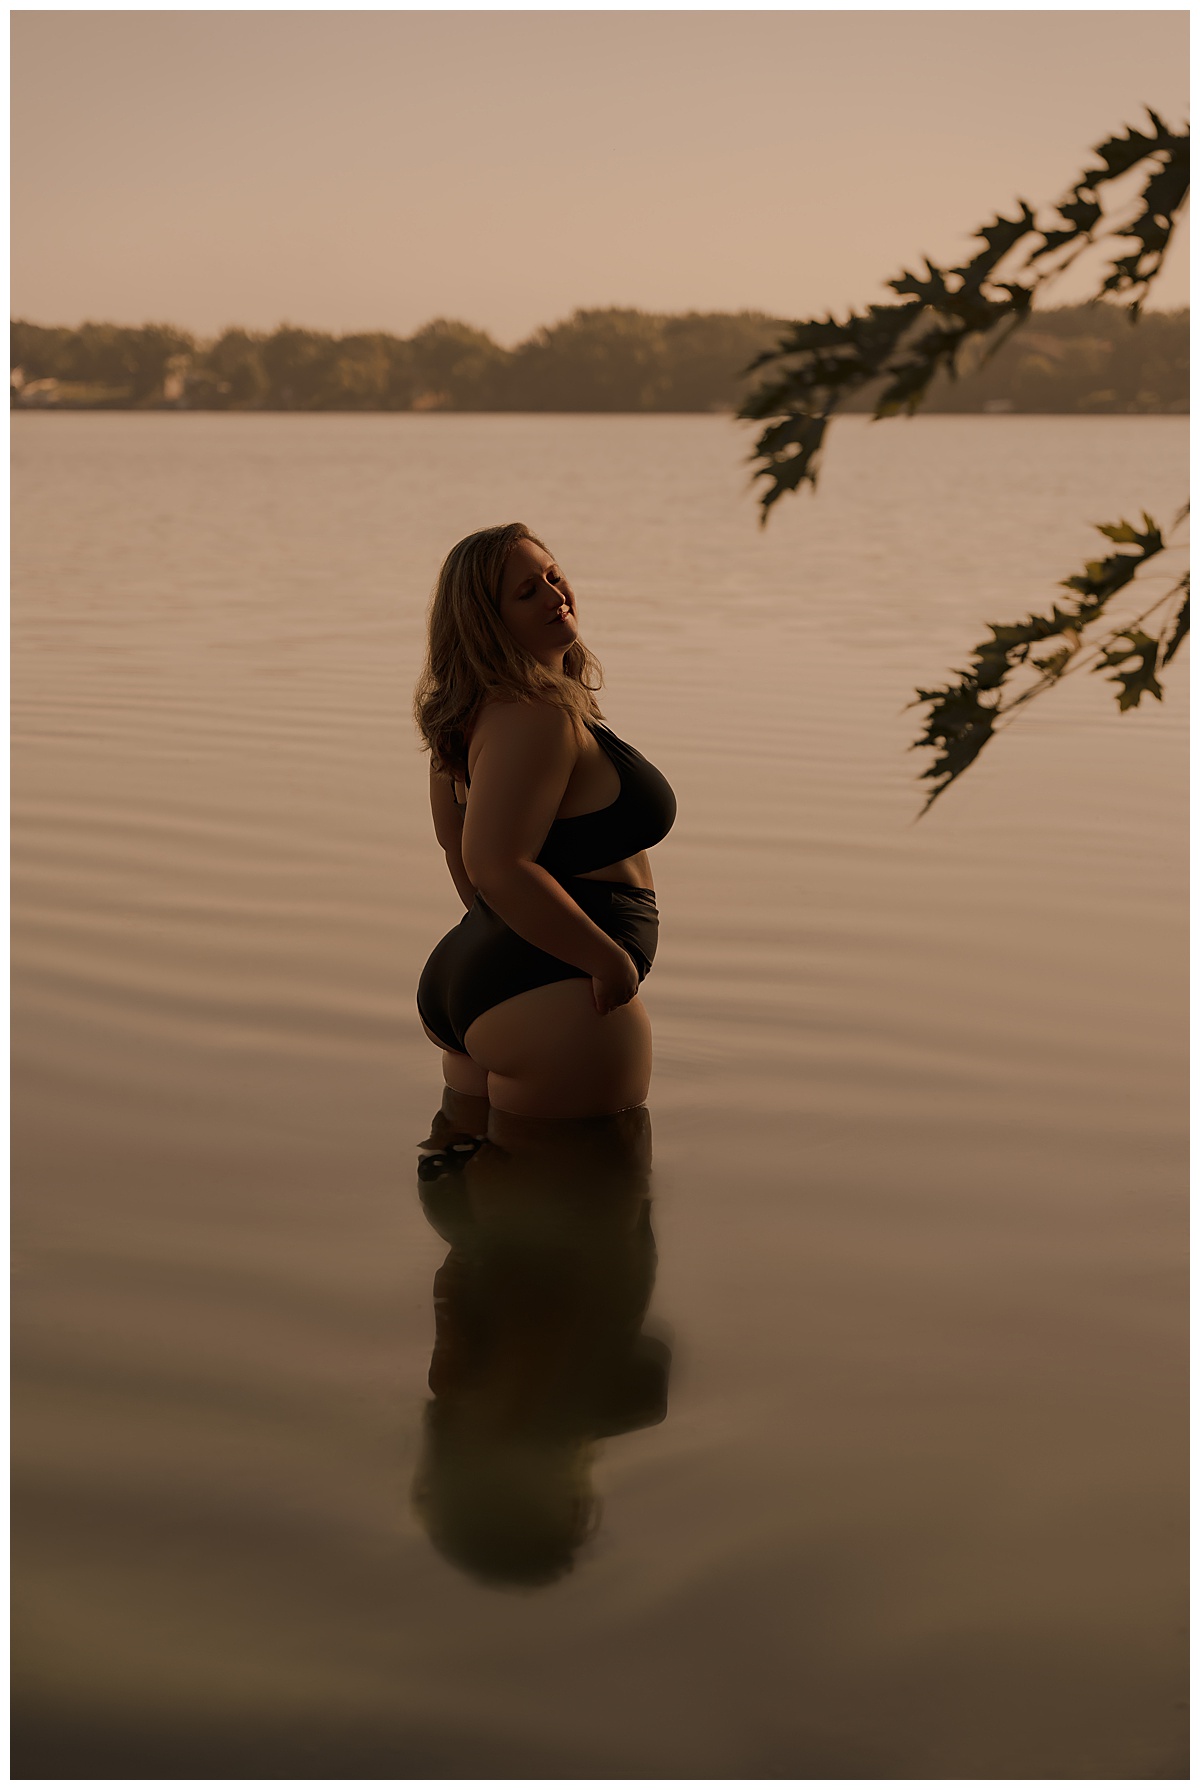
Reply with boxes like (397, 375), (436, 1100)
(10, 303), (1187, 415)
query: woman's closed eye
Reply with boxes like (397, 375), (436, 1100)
(520, 569), (565, 599)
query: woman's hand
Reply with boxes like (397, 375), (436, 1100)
(591, 944), (640, 1016)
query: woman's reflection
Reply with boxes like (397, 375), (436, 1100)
(413, 1091), (671, 1588)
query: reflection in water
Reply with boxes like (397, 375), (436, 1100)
(413, 1094), (671, 1590)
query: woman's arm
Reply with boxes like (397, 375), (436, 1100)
(429, 763), (477, 909)
(461, 702), (633, 982)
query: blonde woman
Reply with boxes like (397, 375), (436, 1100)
(414, 524), (676, 1119)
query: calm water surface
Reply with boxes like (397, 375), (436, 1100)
(12, 414), (1188, 1776)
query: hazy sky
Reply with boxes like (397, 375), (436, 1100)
(11, 9), (1190, 344)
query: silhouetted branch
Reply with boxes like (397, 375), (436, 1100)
(740, 110), (1189, 517)
(908, 511), (1189, 814)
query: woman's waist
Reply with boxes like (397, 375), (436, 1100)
(473, 873), (657, 926)
(556, 869), (657, 907)
(566, 849), (654, 892)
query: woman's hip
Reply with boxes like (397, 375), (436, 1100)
(559, 875), (660, 978)
(416, 877), (660, 1053)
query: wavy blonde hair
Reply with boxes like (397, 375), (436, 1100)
(413, 522), (605, 780)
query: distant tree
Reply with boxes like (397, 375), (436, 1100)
(501, 307), (783, 413)
(737, 110), (1189, 810)
(314, 332), (392, 410)
(258, 325), (340, 409)
(658, 310), (789, 412)
(122, 323), (195, 402)
(374, 333), (418, 410)
(70, 322), (149, 389)
(407, 319), (507, 410)
(200, 328), (269, 408)
(506, 309), (670, 411)
(11, 321), (73, 380)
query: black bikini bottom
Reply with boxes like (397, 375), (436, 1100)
(417, 875), (659, 1057)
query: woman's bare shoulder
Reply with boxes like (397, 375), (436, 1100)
(470, 698), (577, 751)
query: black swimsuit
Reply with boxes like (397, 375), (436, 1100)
(417, 720), (677, 1055)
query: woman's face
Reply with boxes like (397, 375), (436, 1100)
(496, 538), (579, 667)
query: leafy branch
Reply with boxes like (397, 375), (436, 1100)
(738, 109), (1188, 516)
(909, 508), (1189, 812)
(736, 108), (1189, 810)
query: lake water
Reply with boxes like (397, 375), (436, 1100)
(12, 413), (1188, 1777)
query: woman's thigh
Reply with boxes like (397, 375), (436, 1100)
(464, 979), (652, 1119)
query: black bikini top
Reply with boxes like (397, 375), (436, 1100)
(456, 719), (676, 877)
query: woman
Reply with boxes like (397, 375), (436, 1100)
(414, 523), (676, 1119)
